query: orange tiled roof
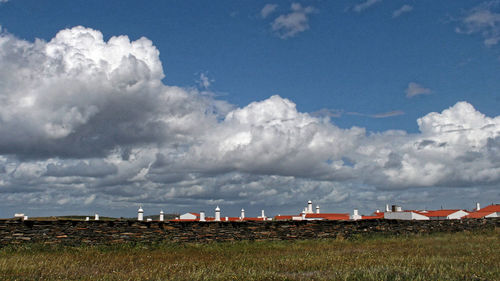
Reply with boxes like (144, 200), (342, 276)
(418, 209), (462, 217)
(464, 211), (496, 219)
(305, 213), (350, 220)
(479, 204), (500, 213)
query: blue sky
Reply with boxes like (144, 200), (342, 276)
(0, 0), (499, 218)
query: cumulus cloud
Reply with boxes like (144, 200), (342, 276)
(392, 5), (413, 18)
(1, 26), (499, 217)
(0, 26), (224, 159)
(456, 1), (500, 46)
(271, 3), (317, 39)
(353, 0), (382, 13)
(261, 4), (278, 19)
(405, 82), (431, 98)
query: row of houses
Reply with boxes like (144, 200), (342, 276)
(170, 201), (499, 222)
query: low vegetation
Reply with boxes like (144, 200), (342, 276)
(0, 230), (498, 280)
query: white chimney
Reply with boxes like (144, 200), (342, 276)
(85, 217), (89, 221)
(301, 210), (306, 220)
(261, 209), (266, 219)
(200, 211), (206, 221)
(476, 202), (481, 211)
(138, 206), (144, 221)
(316, 205), (320, 214)
(307, 200), (313, 213)
(159, 210), (164, 222)
(240, 208), (245, 220)
(351, 209), (362, 221)
(225, 216), (229, 221)
(376, 209), (380, 213)
(95, 213), (99, 221)
(215, 206), (221, 221)
(386, 204), (390, 212)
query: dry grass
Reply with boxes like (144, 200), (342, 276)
(0, 230), (498, 280)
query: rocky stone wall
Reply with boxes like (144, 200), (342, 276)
(0, 218), (498, 245)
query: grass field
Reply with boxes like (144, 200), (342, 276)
(0, 230), (498, 281)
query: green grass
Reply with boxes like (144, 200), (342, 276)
(0, 230), (498, 280)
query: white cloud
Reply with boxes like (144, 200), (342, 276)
(261, 4), (278, 19)
(405, 82), (431, 98)
(197, 72), (214, 89)
(392, 4), (413, 18)
(353, 0), (382, 13)
(1, 26), (499, 217)
(456, 1), (500, 46)
(271, 3), (317, 39)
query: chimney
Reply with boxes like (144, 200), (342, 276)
(351, 209), (362, 221)
(476, 202), (481, 211)
(301, 210), (306, 220)
(316, 205), (320, 214)
(138, 206), (144, 221)
(200, 211), (206, 222)
(307, 200), (313, 213)
(159, 210), (164, 222)
(215, 206), (221, 221)
(225, 216), (229, 221)
(386, 204), (390, 212)
(240, 208), (245, 220)
(261, 210), (266, 219)
(94, 213), (99, 221)
(376, 209), (380, 213)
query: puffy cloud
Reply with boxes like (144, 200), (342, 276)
(392, 5), (413, 18)
(261, 4), (278, 19)
(456, 1), (500, 46)
(405, 82), (431, 98)
(0, 26), (223, 159)
(353, 0), (382, 13)
(0, 26), (499, 217)
(271, 3), (317, 39)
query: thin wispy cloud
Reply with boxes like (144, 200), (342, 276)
(271, 3), (317, 39)
(197, 72), (214, 89)
(353, 0), (382, 13)
(456, 1), (500, 46)
(261, 4), (278, 19)
(347, 110), (405, 118)
(406, 82), (432, 98)
(392, 5), (413, 18)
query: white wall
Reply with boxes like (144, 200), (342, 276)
(179, 213), (197, 220)
(384, 212), (429, 220)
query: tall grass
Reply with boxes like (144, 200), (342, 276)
(0, 230), (498, 280)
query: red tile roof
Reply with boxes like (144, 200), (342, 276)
(305, 213), (350, 220)
(417, 209), (462, 217)
(463, 211), (496, 219)
(362, 212), (385, 220)
(479, 204), (500, 213)
(274, 215), (295, 220)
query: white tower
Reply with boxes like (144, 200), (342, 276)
(307, 200), (313, 214)
(261, 209), (266, 220)
(159, 210), (164, 222)
(200, 211), (206, 221)
(94, 213), (99, 221)
(351, 209), (362, 220)
(138, 206), (144, 221)
(215, 206), (221, 221)
(385, 204), (390, 212)
(476, 202), (481, 211)
(240, 208), (245, 220)
(316, 205), (320, 214)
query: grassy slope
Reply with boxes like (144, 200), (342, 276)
(0, 231), (498, 281)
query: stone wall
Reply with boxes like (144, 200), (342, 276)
(0, 218), (498, 245)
